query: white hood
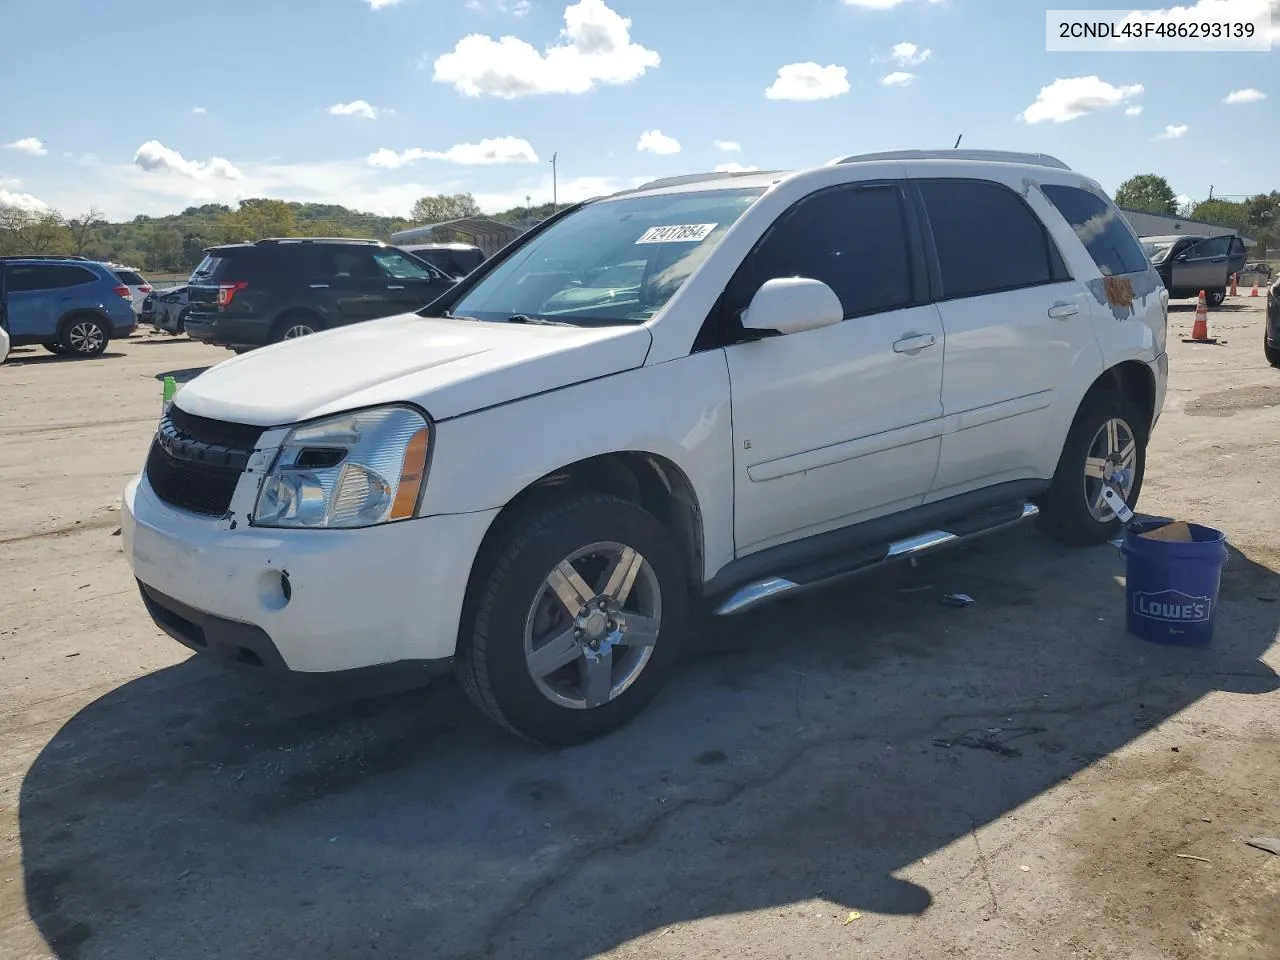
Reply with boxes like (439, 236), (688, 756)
(173, 313), (653, 425)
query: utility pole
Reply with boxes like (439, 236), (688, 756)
(1208, 185), (1214, 200)
(953, 134), (963, 149)
(550, 152), (558, 212)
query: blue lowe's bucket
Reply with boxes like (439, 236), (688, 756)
(1121, 520), (1229, 647)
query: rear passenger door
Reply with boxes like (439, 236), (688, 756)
(914, 178), (1096, 501)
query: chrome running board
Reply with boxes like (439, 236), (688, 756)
(712, 503), (1040, 616)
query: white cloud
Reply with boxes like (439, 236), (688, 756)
(637, 130), (680, 155)
(842, 0), (944, 7)
(1174, 193), (1192, 209)
(467, 0), (533, 13)
(880, 71), (917, 87)
(1125, 105), (1144, 116)
(714, 140), (741, 153)
(1157, 124), (1189, 139)
(1224, 87), (1266, 104)
(133, 140), (243, 180)
(765, 62), (850, 101)
(192, 106), (208, 115)
(714, 162), (759, 173)
(5, 138), (47, 157)
(329, 99), (380, 119)
(1018, 76), (1144, 124)
(368, 137), (539, 167)
(0, 188), (49, 212)
(367, 0), (402, 8)
(889, 42), (931, 65)
(433, 0), (660, 98)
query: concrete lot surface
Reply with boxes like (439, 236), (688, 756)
(1, 301), (1278, 960)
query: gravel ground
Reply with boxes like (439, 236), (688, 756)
(1, 299), (1277, 960)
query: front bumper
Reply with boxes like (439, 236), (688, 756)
(123, 475), (499, 672)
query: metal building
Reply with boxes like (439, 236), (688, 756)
(1119, 208), (1255, 247)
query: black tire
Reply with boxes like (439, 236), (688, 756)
(58, 315), (109, 357)
(1265, 333), (1280, 369)
(43, 343), (67, 355)
(173, 307), (189, 335)
(1037, 390), (1148, 547)
(1207, 288), (1226, 308)
(270, 311), (324, 344)
(456, 493), (689, 746)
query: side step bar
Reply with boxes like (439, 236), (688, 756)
(712, 503), (1040, 616)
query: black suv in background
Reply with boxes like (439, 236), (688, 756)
(184, 238), (456, 351)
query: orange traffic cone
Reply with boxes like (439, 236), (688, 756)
(1182, 289), (1217, 344)
(1250, 279), (1260, 297)
(1229, 272), (1238, 297)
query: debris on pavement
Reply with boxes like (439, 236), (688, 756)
(940, 593), (975, 608)
(1244, 837), (1280, 856)
(1176, 854), (1212, 863)
(843, 911), (861, 925)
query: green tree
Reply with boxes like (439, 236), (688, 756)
(1188, 199), (1249, 232)
(1114, 174), (1178, 215)
(216, 198), (298, 242)
(0, 206), (73, 254)
(182, 233), (207, 268)
(410, 193), (481, 224)
(146, 228), (184, 270)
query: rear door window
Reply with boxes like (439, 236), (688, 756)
(918, 179), (1069, 300)
(1040, 184), (1150, 277)
(373, 250), (437, 280)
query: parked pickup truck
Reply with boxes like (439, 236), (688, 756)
(123, 150), (1169, 745)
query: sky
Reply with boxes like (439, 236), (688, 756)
(0, 0), (1276, 221)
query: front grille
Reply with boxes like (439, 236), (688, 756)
(145, 408), (268, 517)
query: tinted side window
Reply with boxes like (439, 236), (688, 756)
(114, 270), (145, 285)
(1040, 184), (1149, 277)
(919, 179), (1064, 299)
(5, 266), (47, 293)
(1202, 236), (1232, 257)
(735, 184), (913, 319)
(48, 265), (97, 288)
(311, 248), (380, 278)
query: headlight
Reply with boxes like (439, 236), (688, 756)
(253, 405), (430, 529)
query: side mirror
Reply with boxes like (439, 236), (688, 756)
(741, 277), (843, 337)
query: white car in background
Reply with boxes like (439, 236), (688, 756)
(0, 322), (9, 364)
(104, 263), (153, 315)
(124, 149), (1169, 746)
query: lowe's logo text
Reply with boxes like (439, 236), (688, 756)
(1133, 590), (1211, 623)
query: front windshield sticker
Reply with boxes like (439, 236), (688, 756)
(635, 223), (718, 244)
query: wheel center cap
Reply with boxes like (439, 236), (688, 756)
(582, 609), (609, 639)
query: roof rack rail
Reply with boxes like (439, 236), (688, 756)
(627, 169), (788, 193)
(829, 149), (1072, 171)
(254, 237), (383, 245)
(0, 254), (91, 262)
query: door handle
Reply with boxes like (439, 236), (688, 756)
(892, 333), (937, 354)
(1047, 301), (1080, 319)
(387, 285), (405, 290)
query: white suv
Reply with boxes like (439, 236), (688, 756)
(123, 150), (1169, 745)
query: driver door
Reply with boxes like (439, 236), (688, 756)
(721, 182), (945, 555)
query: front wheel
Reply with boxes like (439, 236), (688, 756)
(1037, 391), (1147, 547)
(456, 494), (688, 745)
(1207, 288), (1226, 308)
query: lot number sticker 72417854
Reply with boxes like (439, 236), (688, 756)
(635, 223), (718, 244)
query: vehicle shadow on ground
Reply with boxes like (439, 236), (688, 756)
(19, 527), (1280, 960)
(1168, 302), (1254, 313)
(3, 350), (126, 366)
(152, 367), (211, 384)
(131, 337), (193, 346)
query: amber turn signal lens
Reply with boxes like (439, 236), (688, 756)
(389, 427), (430, 520)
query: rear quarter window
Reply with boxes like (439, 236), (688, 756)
(114, 270), (145, 285)
(1040, 184), (1150, 277)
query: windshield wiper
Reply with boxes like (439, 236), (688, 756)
(507, 314), (575, 326)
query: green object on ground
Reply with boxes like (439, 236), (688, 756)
(162, 376), (177, 404)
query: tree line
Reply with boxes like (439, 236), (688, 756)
(1114, 173), (1279, 256)
(0, 192), (558, 273)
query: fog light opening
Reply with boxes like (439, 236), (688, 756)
(257, 569), (292, 612)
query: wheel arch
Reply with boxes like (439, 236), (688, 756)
(468, 451), (706, 595)
(1089, 359), (1157, 433)
(269, 306), (326, 339)
(56, 307), (111, 337)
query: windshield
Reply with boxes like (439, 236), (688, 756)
(1141, 240), (1176, 263)
(444, 187), (766, 326)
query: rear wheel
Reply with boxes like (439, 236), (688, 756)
(1037, 391), (1147, 547)
(456, 494), (688, 745)
(1265, 333), (1280, 368)
(59, 316), (108, 357)
(271, 312), (323, 343)
(173, 307), (189, 335)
